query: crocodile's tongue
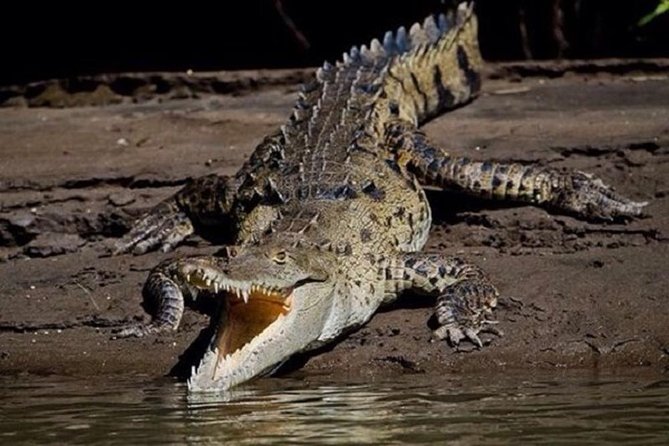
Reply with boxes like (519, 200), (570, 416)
(216, 289), (291, 359)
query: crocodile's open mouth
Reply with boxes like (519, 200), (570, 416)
(215, 285), (292, 359)
(182, 266), (293, 365)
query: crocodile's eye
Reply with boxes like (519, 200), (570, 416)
(271, 250), (288, 264)
(224, 245), (238, 258)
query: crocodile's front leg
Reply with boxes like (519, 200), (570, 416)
(114, 174), (238, 254)
(115, 255), (223, 337)
(388, 253), (500, 348)
(388, 123), (648, 220)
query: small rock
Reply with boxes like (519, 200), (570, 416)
(108, 191), (135, 207)
(0, 213), (39, 247)
(7, 212), (36, 228)
(24, 233), (86, 258)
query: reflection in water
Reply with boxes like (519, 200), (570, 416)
(1, 372), (669, 445)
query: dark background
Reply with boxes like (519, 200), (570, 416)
(2, 0), (668, 85)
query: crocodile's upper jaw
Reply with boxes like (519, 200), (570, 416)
(183, 267), (334, 392)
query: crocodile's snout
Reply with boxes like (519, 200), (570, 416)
(174, 247), (335, 391)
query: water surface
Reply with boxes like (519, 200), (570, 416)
(1, 371), (668, 445)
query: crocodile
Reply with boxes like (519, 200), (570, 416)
(113, 2), (647, 391)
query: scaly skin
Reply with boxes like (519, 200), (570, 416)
(113, 3), (647, 392)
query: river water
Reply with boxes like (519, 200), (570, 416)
(1, 371), (668, 445)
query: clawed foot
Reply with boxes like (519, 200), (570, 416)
(433, 320), (503, 349)
(434, 280), (501, 350)
(111, 321), (177, 339)
(556, 171), (648, 221)
(113, 200), (194, 255)
(112, 324), (147, 339)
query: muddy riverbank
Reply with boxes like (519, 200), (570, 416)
(1, 61), (668, 380)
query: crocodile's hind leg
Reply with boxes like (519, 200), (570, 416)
(115, 255), (222, 337)
(114, 174), (238, 254)
(389, 123), (648, 220)
(388, 253), (500, 348)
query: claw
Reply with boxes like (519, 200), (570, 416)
(446, 328), (465, 347)
(464, 328), (483, 348)
(483, 325), (504, 338)
(562, 172), (649, 220)
(112, 200), (194, 255)
(433, 321), (503, 350)
(113, 323), (153, 339)
(112, 319), (180, 339)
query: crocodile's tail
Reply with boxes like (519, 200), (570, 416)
(379, 2), (482, 125)
(283, 2), (481, 151)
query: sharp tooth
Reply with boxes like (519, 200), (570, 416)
(213, 282), (219, 293)
(234, 288), (241, 299)
(186, 273), (191, 282)
(242, 289), (250, 303)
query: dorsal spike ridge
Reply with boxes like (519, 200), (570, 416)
(370, 38), (384, 57)
(383, 31), (395, 53)
(316, 66), (331, 82)
(409, 22), (426, 46)
(369, 0), (482, 125)
(286, 1), (481, 139)
(438, 13), (449, 32)
(396, 26), (408, 52)
(350, 46), (360, 61)
(359, 44), (370, 60)
(456, 1), (469, 25)
(422, 15), (440, 43)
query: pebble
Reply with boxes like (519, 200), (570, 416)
(108, 191), (135, 207)
(24, 233), (86, 258)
